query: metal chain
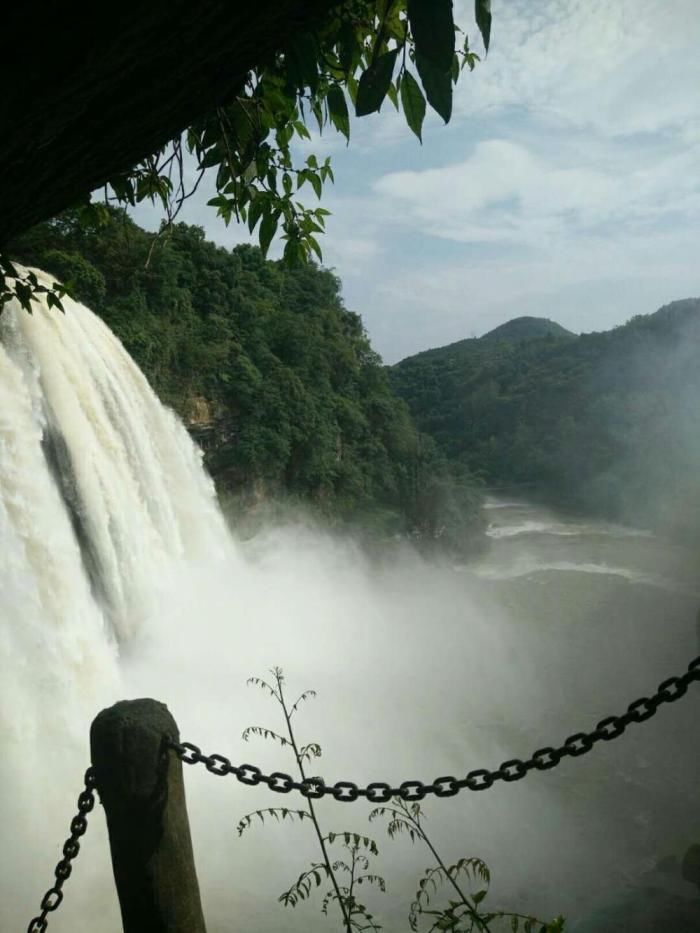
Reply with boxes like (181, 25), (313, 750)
(22, 654), (700, 930)
(171, 654), (700, 803)
(26, 768), (97, 933)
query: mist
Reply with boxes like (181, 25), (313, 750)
(582, 299), (700, 543)
(4, 518), (698, 932)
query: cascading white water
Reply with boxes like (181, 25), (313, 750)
(0, 272), (231, 929)
(2, 274), (698, 932)
(1, 271), (229, 639)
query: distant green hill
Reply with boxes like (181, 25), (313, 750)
(481, 316), (574, 343)
(391, 301), (700, 539)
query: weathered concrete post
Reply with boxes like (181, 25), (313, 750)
(90, 698), (207, 933)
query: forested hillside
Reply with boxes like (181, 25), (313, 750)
(8, 209), (482, 548)
(391, 304), (700, 539)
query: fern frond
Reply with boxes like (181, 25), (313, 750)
(241, 725), (289, 747)
(245, 676), (279, 701)
(236, 807), (310, 836)
(290, 689), (317, 715)
(279, 863), (329, 908)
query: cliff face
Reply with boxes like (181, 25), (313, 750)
(184, 396), (239, 476)
(186, 395), (216, 427)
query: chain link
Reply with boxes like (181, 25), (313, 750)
(26, 768), (96, 933)
(170, 654), (700, 802)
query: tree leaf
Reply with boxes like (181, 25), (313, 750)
(386, 81), (399, 110)
(247, 195), (264, 233)
(415, 53), (452, 123)
(311, 100), (324, 133)
(200, 147), (223, 169)
(400, 70), (426, 141)
(46, 291), (65, 312)
(327, 85), (350, 142)
(356, 48), (400, 117)
(346, 74), (359, 107)
(286, 32), (320, 93)
(475, 0), (492, 53)
(259, 209), (279, 257)
(337, 21), (358, 74)
(407, 0), (455, 71)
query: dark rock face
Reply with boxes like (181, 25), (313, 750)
(683, 844), (700, 891)
(184, 398), (240, 488)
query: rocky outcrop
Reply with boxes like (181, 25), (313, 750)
(184, 395), (238, 456)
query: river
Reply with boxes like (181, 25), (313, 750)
(465, 498), (700, 930)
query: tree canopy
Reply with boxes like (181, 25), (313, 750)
(11, 207), (484, 551)
(1, 0), (492, 309)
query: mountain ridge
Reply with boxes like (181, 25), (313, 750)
(390, 297), (700, 539)
(396, 302), (699, 368)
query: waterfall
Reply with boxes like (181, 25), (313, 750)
(0, 271), (229, 641)
(0, 271), (231, 928)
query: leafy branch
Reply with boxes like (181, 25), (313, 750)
(0, 257), (67, 314)
(322, 840), (386, 930)
(280, 862), (330, 907)
(236, 667), (565, 932)
(241, 725), (290, 748)
(236, 807), (311, 837)
(290, 689), (318, 716)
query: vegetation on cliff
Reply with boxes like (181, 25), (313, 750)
(10, 208), (482, 548)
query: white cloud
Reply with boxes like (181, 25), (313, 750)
(372, 132), (700, 250)
(455, 0), (700, 140)
(357, 221), (700, 362)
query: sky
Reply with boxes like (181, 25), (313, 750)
(131, 0), (700, 363)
